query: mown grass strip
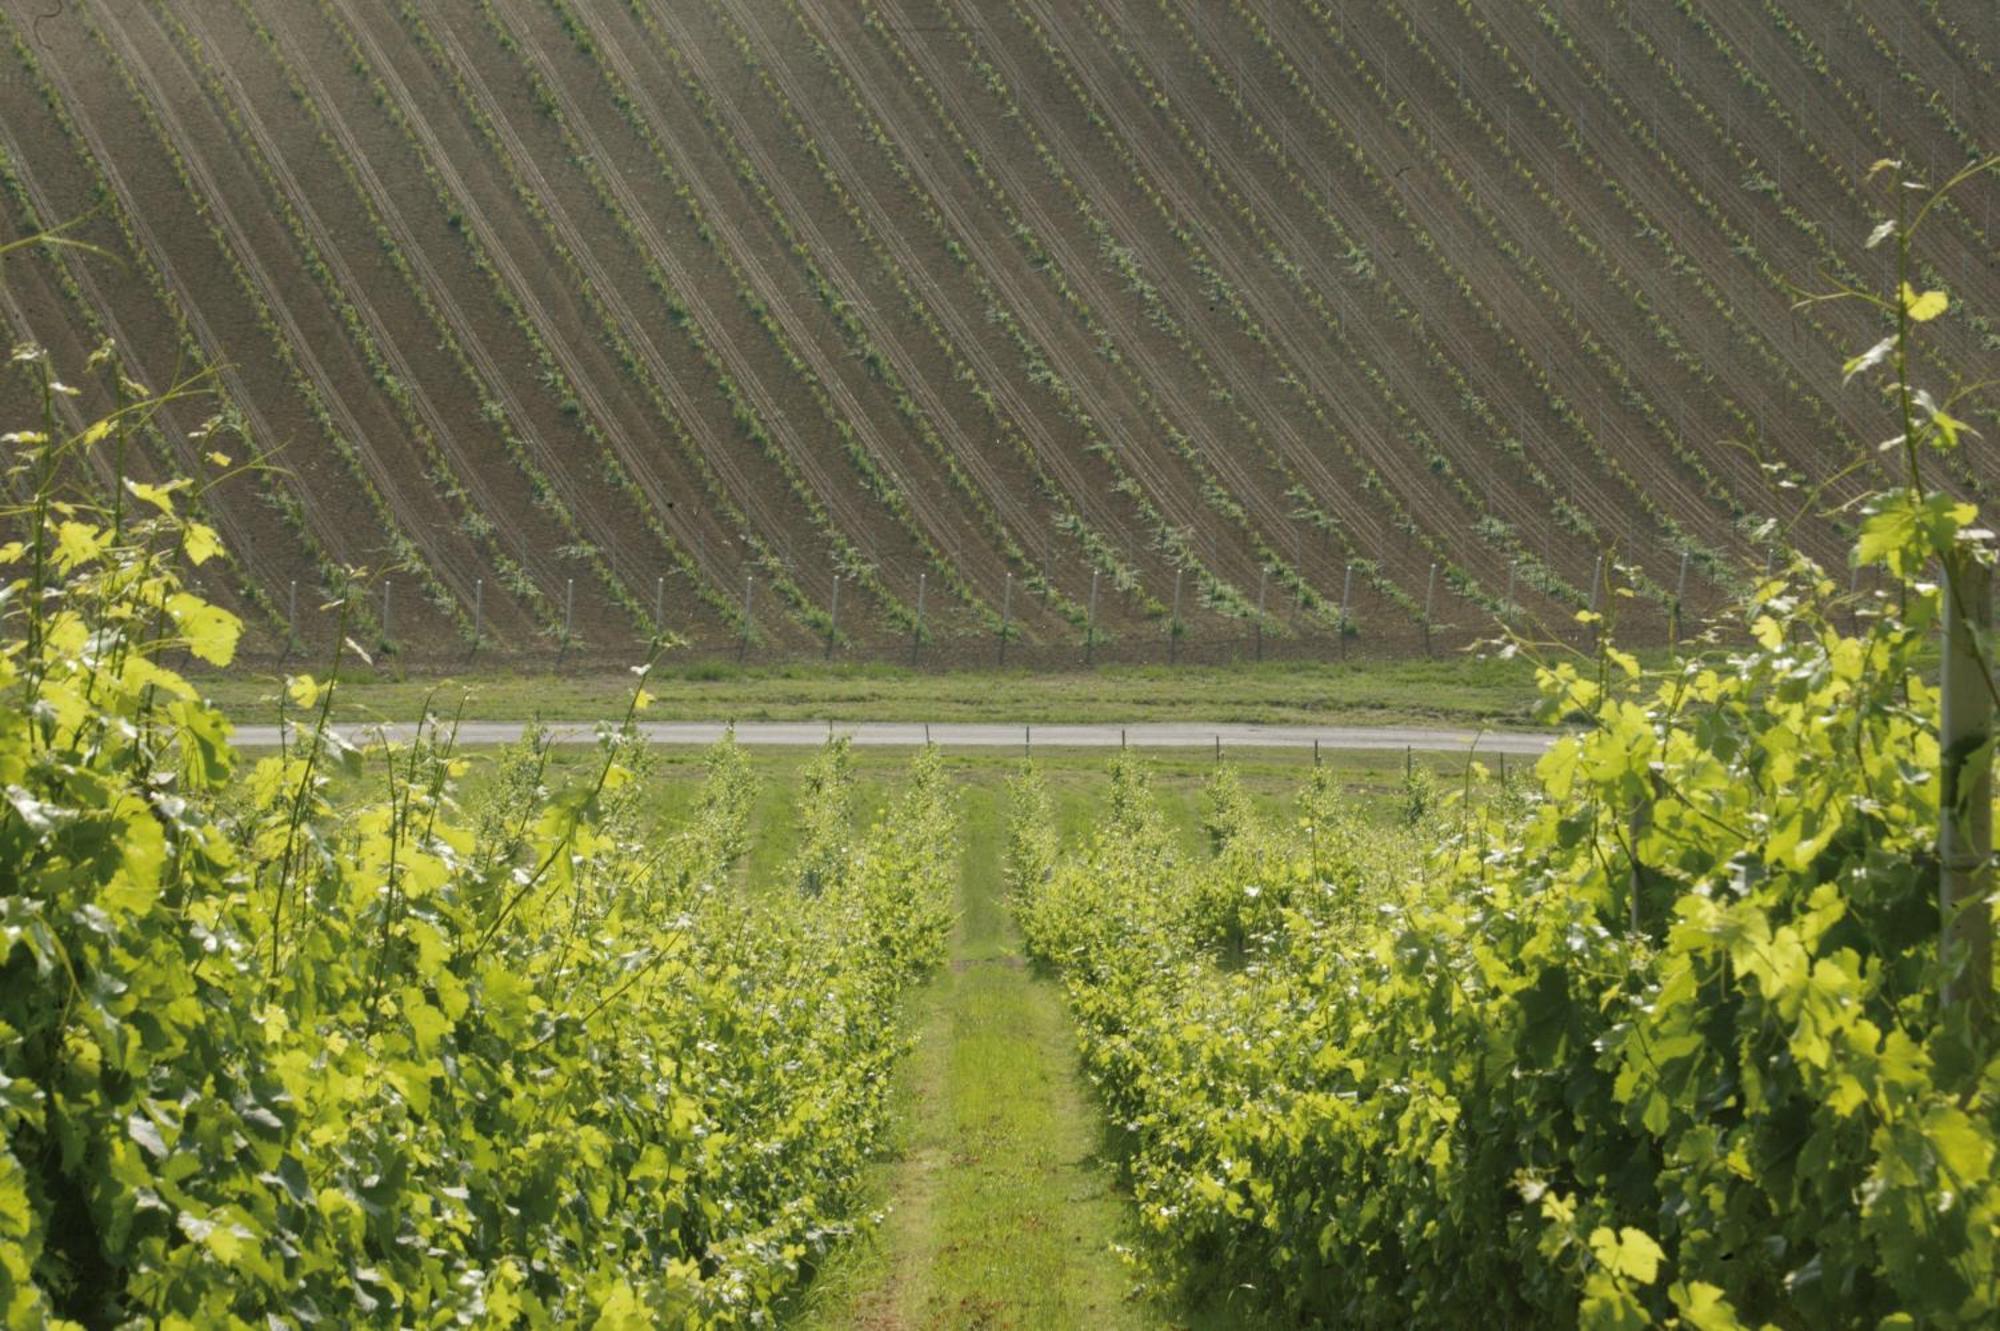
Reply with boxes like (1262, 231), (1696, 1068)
(792, 777), (1147, 1329)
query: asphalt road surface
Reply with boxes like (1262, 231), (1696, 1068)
(230, 720), (1556, 755)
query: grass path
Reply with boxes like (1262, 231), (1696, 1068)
(790, 776), (1172, 1329)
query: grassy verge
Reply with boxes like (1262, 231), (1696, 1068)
(190, 654), (1550, 730)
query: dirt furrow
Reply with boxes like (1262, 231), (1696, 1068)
(249, 3), (740, 645)
(1116, 0), (1675, 591)
(94, 6), (472, 643)
(789, 0), (1231, 612)
(1018, 0), (1509, 608)
(1253, 0), (1777, 558)
(1447, 0), (1874, 484)
(685, 0), (1127, 624)
(1204, 0), (1756, 598)
(715, 0), (1179, 622)
(620, 0), (1071, 637)
(419, 3), (913, 627)
(16, 12), (397, 625)
(476, 0), (982, 631)
(323, 0), (828, 646)
(1381, 0), (1858, 547)
(1038, 0), (1563, 588)
(891, 0), (1357, 607)
(161, 1), (556, 646)
(945, 0), (1486, 610)
(0, 99), (306, 638)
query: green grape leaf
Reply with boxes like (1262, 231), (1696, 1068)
(1900, 283), (1948, 323)
(1590, 1225), (1664, 1286)
(166, 593), (241, 666)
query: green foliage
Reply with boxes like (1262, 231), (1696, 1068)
(1013, 188), (1999, 1328)
(0, 359), (958, 1324)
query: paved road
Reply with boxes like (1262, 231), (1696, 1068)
(231, 719), (1556, 755)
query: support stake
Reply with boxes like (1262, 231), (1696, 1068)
(911, 572), (927, 667)
(1423, 563), (1437, 657)
(998, 572), (1012, 667)
(1940, 551), (1993, 1032)
(1255, 566), (1269, 662)
(1085, 569), (1100, 666)
(471, 578), (484, 659)
(1169, 565), (1183, 664)
(1340, 561), (1354, 661)
(1589, 553), (1605, 650)
(738, 573), (753, 663)
(827, 574), (840, 661)
(1673, 550), (1690, 651)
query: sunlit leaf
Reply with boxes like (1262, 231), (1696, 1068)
(1842, 336), (1895, 384)
(1900, 283), (1948, 323)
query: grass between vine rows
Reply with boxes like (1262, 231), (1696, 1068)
(783, 761), (1355, 1330)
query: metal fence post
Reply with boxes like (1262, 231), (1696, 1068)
(911, 571), (927, 667)
(471, 577), (483, 658)
(1169, 565), (1183, 664)
(739, 573), (753, 663)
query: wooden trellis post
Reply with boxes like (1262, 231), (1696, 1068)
(1340, 561), (1354, 661)
(998, 572), (1012, 667)
(1422, 563), (1437, 657)
(1255, 567), (1268, 662)
(1085, 569), (1100, 666)
(1940, 550), (1994, 1031)
(827, 574), (840, 661)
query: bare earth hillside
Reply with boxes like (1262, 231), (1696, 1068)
(1, 0), (1993, 663)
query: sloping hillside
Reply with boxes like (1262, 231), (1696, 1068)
(1, 0), (1992, 662)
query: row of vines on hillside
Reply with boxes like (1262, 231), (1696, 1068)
(1, 343), (960, 1316)
(1013, 169), (1998, 1328)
